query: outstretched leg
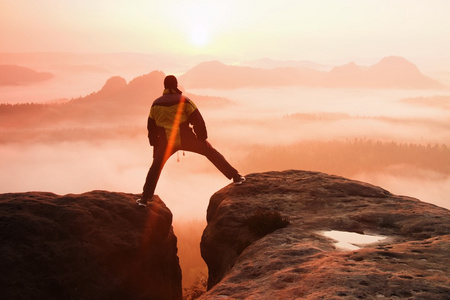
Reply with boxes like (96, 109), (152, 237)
(182, 138), (241, 180)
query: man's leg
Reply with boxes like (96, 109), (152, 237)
(141, 145), (174, 204)
(182, 138), (240, 180)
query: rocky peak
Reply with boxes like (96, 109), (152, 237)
(100, 76), (127, 94)
(0, 191), (182, 300)
(200, 170), (450, 299)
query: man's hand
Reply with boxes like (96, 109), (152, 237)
(148, 133), (153, 146)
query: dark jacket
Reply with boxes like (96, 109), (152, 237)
(147, 91), (207, 148)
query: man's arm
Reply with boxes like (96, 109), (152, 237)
(188, 109), (208, 140)
(147, 117), (158, 146)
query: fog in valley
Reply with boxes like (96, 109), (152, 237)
(1, 54), (450, 289)
(2, 85), (449, 215)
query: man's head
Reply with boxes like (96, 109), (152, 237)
(164, 75), (178, 89)
(163, 75), (182, 94)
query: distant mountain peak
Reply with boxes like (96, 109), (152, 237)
(240, 57), (329, 70)
(378, 55), (412, 64)
(329, 61), (362, 73)
(100, 76), (127, 93)
(192, 60), (227, 70)
(372, 56), (420, 72)
(0, 65), (54, 86)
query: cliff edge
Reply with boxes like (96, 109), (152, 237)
(0, 191), (182, 300)
(200, 170), (450, 299)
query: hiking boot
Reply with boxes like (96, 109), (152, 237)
(136, 198), (148, 207)
(233, 175), (246, 185)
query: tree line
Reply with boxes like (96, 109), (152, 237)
(239, 139), (450, 177)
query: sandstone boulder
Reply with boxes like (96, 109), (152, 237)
(0, 191), (182, 300)
(200, 170), (450, 299)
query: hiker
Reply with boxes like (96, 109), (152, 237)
(137, 75), (245, 207)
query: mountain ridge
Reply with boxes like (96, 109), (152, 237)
(180, 56), (442, 89)
(0, 65), (54, 86)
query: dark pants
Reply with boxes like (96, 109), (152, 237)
(142, 137), (238, 202)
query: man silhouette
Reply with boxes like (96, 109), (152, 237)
(137, 75), (245, 207)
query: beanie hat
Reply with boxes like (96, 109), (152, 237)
(164, 75), (178, 89)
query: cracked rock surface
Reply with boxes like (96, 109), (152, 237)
(200, 170), (450, 299)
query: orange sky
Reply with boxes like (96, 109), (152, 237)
(1, 0), (450, 66)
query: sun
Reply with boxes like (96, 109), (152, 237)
(190, 24), (209, 47)
(172, 2), (232, 49)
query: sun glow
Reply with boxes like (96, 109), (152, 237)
(190, 24), (209, 47)
(172, 1), (233, 49)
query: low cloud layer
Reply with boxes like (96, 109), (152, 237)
(1, 86), (449, 218)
